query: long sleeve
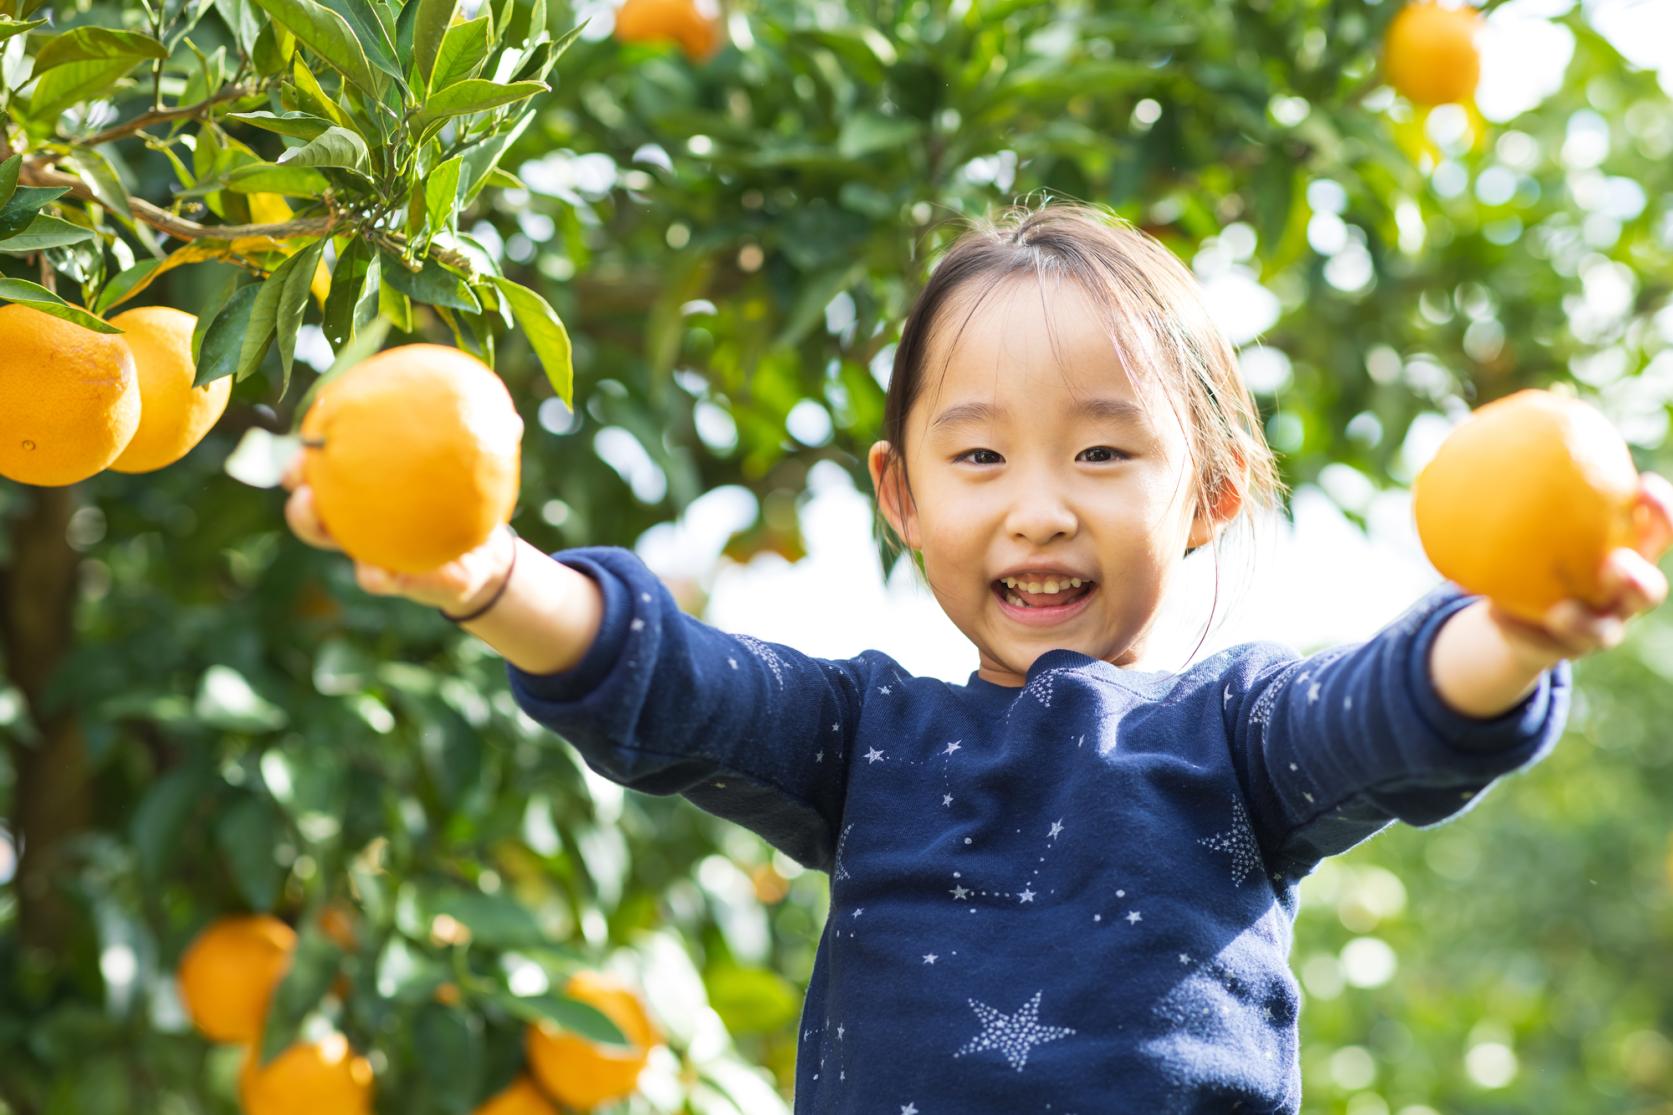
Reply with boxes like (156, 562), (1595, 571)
(1220, 581), (1572, 878)
(505, 546), (872, 873)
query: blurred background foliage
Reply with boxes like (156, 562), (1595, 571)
(3, 0), (1673, 1111)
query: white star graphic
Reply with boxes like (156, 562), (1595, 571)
(629, 617), (645, 631)
(1047, 819), (1064, 839)
(1308, 681), (1321, 703)
(923, 954), (938, 965)
(942, 793), (954, 806)
(815, 750), (824, 762)
(953, 990), (1077, 1071)
(901, 1105), (918, 1115)
(837, 1024), (845, 1039)
(1018, 887), (1036, 903)
(950, 884), (971, 900)
(865, 747), (886, 764)
(879, 685), (892, 695)
(727, 657), (738, 669)
(944, 740), (962, 755)
(1179, 953), (1192, 964)
(1126, 911), (1142, 924)
(852, 907), (864, 918)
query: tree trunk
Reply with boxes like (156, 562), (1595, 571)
(0, 484), (88, 954)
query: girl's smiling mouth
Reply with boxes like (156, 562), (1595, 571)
(992, 576), (1098, 625)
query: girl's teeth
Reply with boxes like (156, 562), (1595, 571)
(1006, 592), (1028, 607)
(1000, 576), (1086, 594)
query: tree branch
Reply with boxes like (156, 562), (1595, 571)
(74, 83), (261, 148)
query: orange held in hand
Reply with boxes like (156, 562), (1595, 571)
(108, 305), (231, 474)
(525, 970), (660, 1111)
(177, 914), (297, 1044)
(299, 344), (523, 575)
(614, 0), (722, 61)
(1414, 388), (1640, 624)
(239, 1034), (375, 1115)
(0, 303), (139, 486)
(1383, 1), (1482, 106)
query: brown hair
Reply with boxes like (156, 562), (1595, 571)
(873, 198), (1287, 663)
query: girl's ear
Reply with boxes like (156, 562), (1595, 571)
(867, 440), (920, 550)
(1187, 455), (1247, 550)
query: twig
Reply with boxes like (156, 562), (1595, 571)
(38, 253), (55, 294)
(75, 84), (260, 148)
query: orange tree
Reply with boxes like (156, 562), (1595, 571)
(4, 0), (1673, 1112)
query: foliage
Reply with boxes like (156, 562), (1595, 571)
(1, 0), (1671, 1112)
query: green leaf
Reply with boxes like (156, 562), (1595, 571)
(378, 249), (479, 311)
(835, 111), (921, 160)
(63, 149), (132, 222)
(315, 0), (403, 86)
(491, 991), (628, 1046)
(248, 239), (327, 394)
(29, 57), (146, 118)
(249, 0), (379, 95)
(0, 278), (121, 332)
(410, 0), (456, 88)
(31, 26), (168, 73)
(321, 236), (378, 349)
(131, 762), (212, 881)
(215, 792), (285, 910)
(194, 664), (289, 731)
(259, 925), (340, 1067)
(0, 17), (47, 45)
(195, 281), (264, 386)
(406, 882), (547, 950)
(413, 78), (546, 140)
(423, 155), (462, 239)
(0, 214), (95, 254)
(0, 184), (69, 239)
(0, 153), (19, 208)
(429, 13), (491, 90)
(222, 161), (332, 195)
(277, 124), (369, 171)
(412, 1003), (484, 1110)
(93, 257), (167, 315)
(489, 276), (571, 405)
(456, 109), (536, 205)
(706, 964), (802, 1035)
(226, 109), (337, 140)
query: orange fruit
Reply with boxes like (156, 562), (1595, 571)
(0, 303), (139, 486)
(177, 914), (297, 1044)
(474, 1075), (560, 1115)
(1383, 2), (1482, 106)
(525, 971), (660, 1111)
(614, 0), (722, 61)
(240, 1034), (375, 1115)
(299, 344), (522, 574)
(1413, 388), (1640, 624)
(107, 306), (231, 473)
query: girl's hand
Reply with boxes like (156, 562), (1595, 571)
(281, 453), (517, 615)
(1486, 471), (1673, 663)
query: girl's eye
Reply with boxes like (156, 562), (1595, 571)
(952, 448), (1003, 465)
(1079, 447), (1130, 463)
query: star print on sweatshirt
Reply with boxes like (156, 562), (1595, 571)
(507, 546), (1570, 1115)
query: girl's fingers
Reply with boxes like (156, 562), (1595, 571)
(1603, 547), (1670, 616)
(284, 485), (341, 552)
(1633, 471), (1673, 561)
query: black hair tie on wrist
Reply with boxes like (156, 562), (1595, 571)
(440, 524), (519, 624)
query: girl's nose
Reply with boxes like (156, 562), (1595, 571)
(1004, 487), (1078, 545)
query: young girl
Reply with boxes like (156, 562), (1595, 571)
(285, 201), (1673, 1113)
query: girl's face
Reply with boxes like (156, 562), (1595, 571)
(868, 278), (1235, 687)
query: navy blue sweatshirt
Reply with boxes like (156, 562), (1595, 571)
(506, 546), (1571, 1114)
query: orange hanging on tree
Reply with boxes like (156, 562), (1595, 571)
(176, 914), (297, 1044)
(525, 970), (661, 1111)
(1383, 1), (1483, 106)
(0, 303), (139, 487)
(614, 0), (723, 61)
(239, 1035), (375, 1115)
